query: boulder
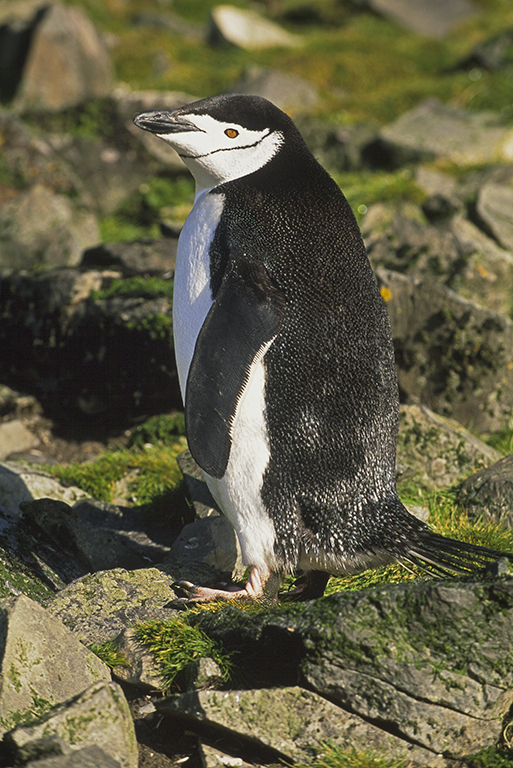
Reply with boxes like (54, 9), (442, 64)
(46, 568), (179, 645)
(158, 685), (439, 766)
(0, 461), (87, 517)
(0, 269), (180, 420)
(11, 3), (113, 111)
(377, 267), (513, 432)
(397, 404), (499, 489)
(23, 745), (122, 767)
(229, 66), (319, 115)
(476, 180), (513, 251)
(0, 421), (39, 461)
(5, 681), (137, 768)
(366, 99), (513, 168)
(208, 5), (302, 49)
(195, 578), (513, 762)
(0, 594), (109, 736)
(354, 0), (477, 38)
(0, 184), (99, 269)
(458, 453), (513, 529)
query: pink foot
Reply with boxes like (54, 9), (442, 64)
(174, 566), (281, 605)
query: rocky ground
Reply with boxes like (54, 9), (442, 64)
(0, 0), (513, 767)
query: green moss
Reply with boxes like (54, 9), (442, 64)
(135, 613), (234, 691)
(485, 430), (513, 456)
(463, 747), (513, 768)
(295, 744), (409, 768)
(90, 275), (174, 302)
(129, 413), (186, 448)
(335, 169), (426, 224)
(46, 441), (187, 506)
(89, 639), (129, 669)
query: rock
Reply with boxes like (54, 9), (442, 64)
(199, 743), (253, 768)
(377, 268), (513, 432)
(19, 498), (151, 574)
(456, 29), (513, 72)
(158, 685), (439, 766)
(366, 99), (513, 168)
(81, 239), (178, 277)
(0, 384), (42, 422)
(396, 404), (499, 489)
(46, 568), (179, 645)
(298, 119), (378, 173)
(177, 449), (221, 519)
(0, 461), (88, 517)
(208, 5), (302, 49)
(476, 181), (513, 251)
(0, 269), (180, 419)
(111, 627), (164, 692)
(0, 420), (39, 461)
(355, 0), (477, 38)
(5, 681), (137, 768)
(0, 184), (99, 269)
(184, 657), (226, 692)
(0, 594), (109, 736)
(196, 578), (513, 761)
(11, 3), (113, 111)
(163, 515), (245, 586)
(457, 453), (513, 529)
(24, 745), (122, 767)
(229, 66), (319, 114)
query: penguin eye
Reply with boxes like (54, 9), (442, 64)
(225, 128), (239, 139)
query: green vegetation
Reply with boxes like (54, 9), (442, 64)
(48, 440), (186, 505)
(129, 412), (186, 448)
(463, 747), (513, 768)
(62, 0), (513, 126)
(485, 429), (513, 456)
(99, 176), (195, 242)
(295, 745), (409, 768)
(89, 639), (129, 669)
(135, 613), (234, 690)
(91, 275), (174, 301)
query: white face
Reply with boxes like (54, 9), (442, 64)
(151, 113), (284, 197)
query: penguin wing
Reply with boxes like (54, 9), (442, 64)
(185, 253), (286, 479)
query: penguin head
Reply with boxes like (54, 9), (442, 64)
(133, 94), (296, 195)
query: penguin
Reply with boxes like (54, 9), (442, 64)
(133, 94), (512, 603)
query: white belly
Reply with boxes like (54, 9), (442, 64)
(173, 189), (277, 572)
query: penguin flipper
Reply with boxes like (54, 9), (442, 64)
(185, 253), (286, 479)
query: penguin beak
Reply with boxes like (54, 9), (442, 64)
(133, 110), (202, 135)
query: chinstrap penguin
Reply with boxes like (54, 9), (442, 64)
(133, 94), (513, 603)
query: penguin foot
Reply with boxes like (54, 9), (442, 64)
(282, 570), (330, 601)
(173, 566), (281, 605)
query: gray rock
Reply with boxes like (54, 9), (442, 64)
(12, 3), (113, 111)
(111, 627), (164, 692)
(0, 269), (180, 418)
(377, 267), (513, 432)
(24, 745), (122, 767)
(0, 420), (39, 461)
(19, 498), (151, 574)
(397, 404), (499, 489)
(0, 184), (99, 269)
(81, 239), (177, 277)
(0, 461), (87, 517)
(371, 99), (513, 167)
(458, 453), (513, 529)
(184, 656), (226, 692)
(208, 5), (302, 49)
(196, 578), (513, 761)
(0, 594), (109, 736)
(158, 686), (440, 766)
(5, 681), (137, 768)
(476, 181), (513, 251)
(46, 568), (179, 645)
(163, 515), (245, 586)
(356, 0), (477, 38)
(199, 743), (253, 768)
(0, 385), (42, 422)
(177, 449), (221, 519)
(229, 66), (319, 114)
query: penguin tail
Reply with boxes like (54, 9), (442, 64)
(401, 530), (513, 578)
